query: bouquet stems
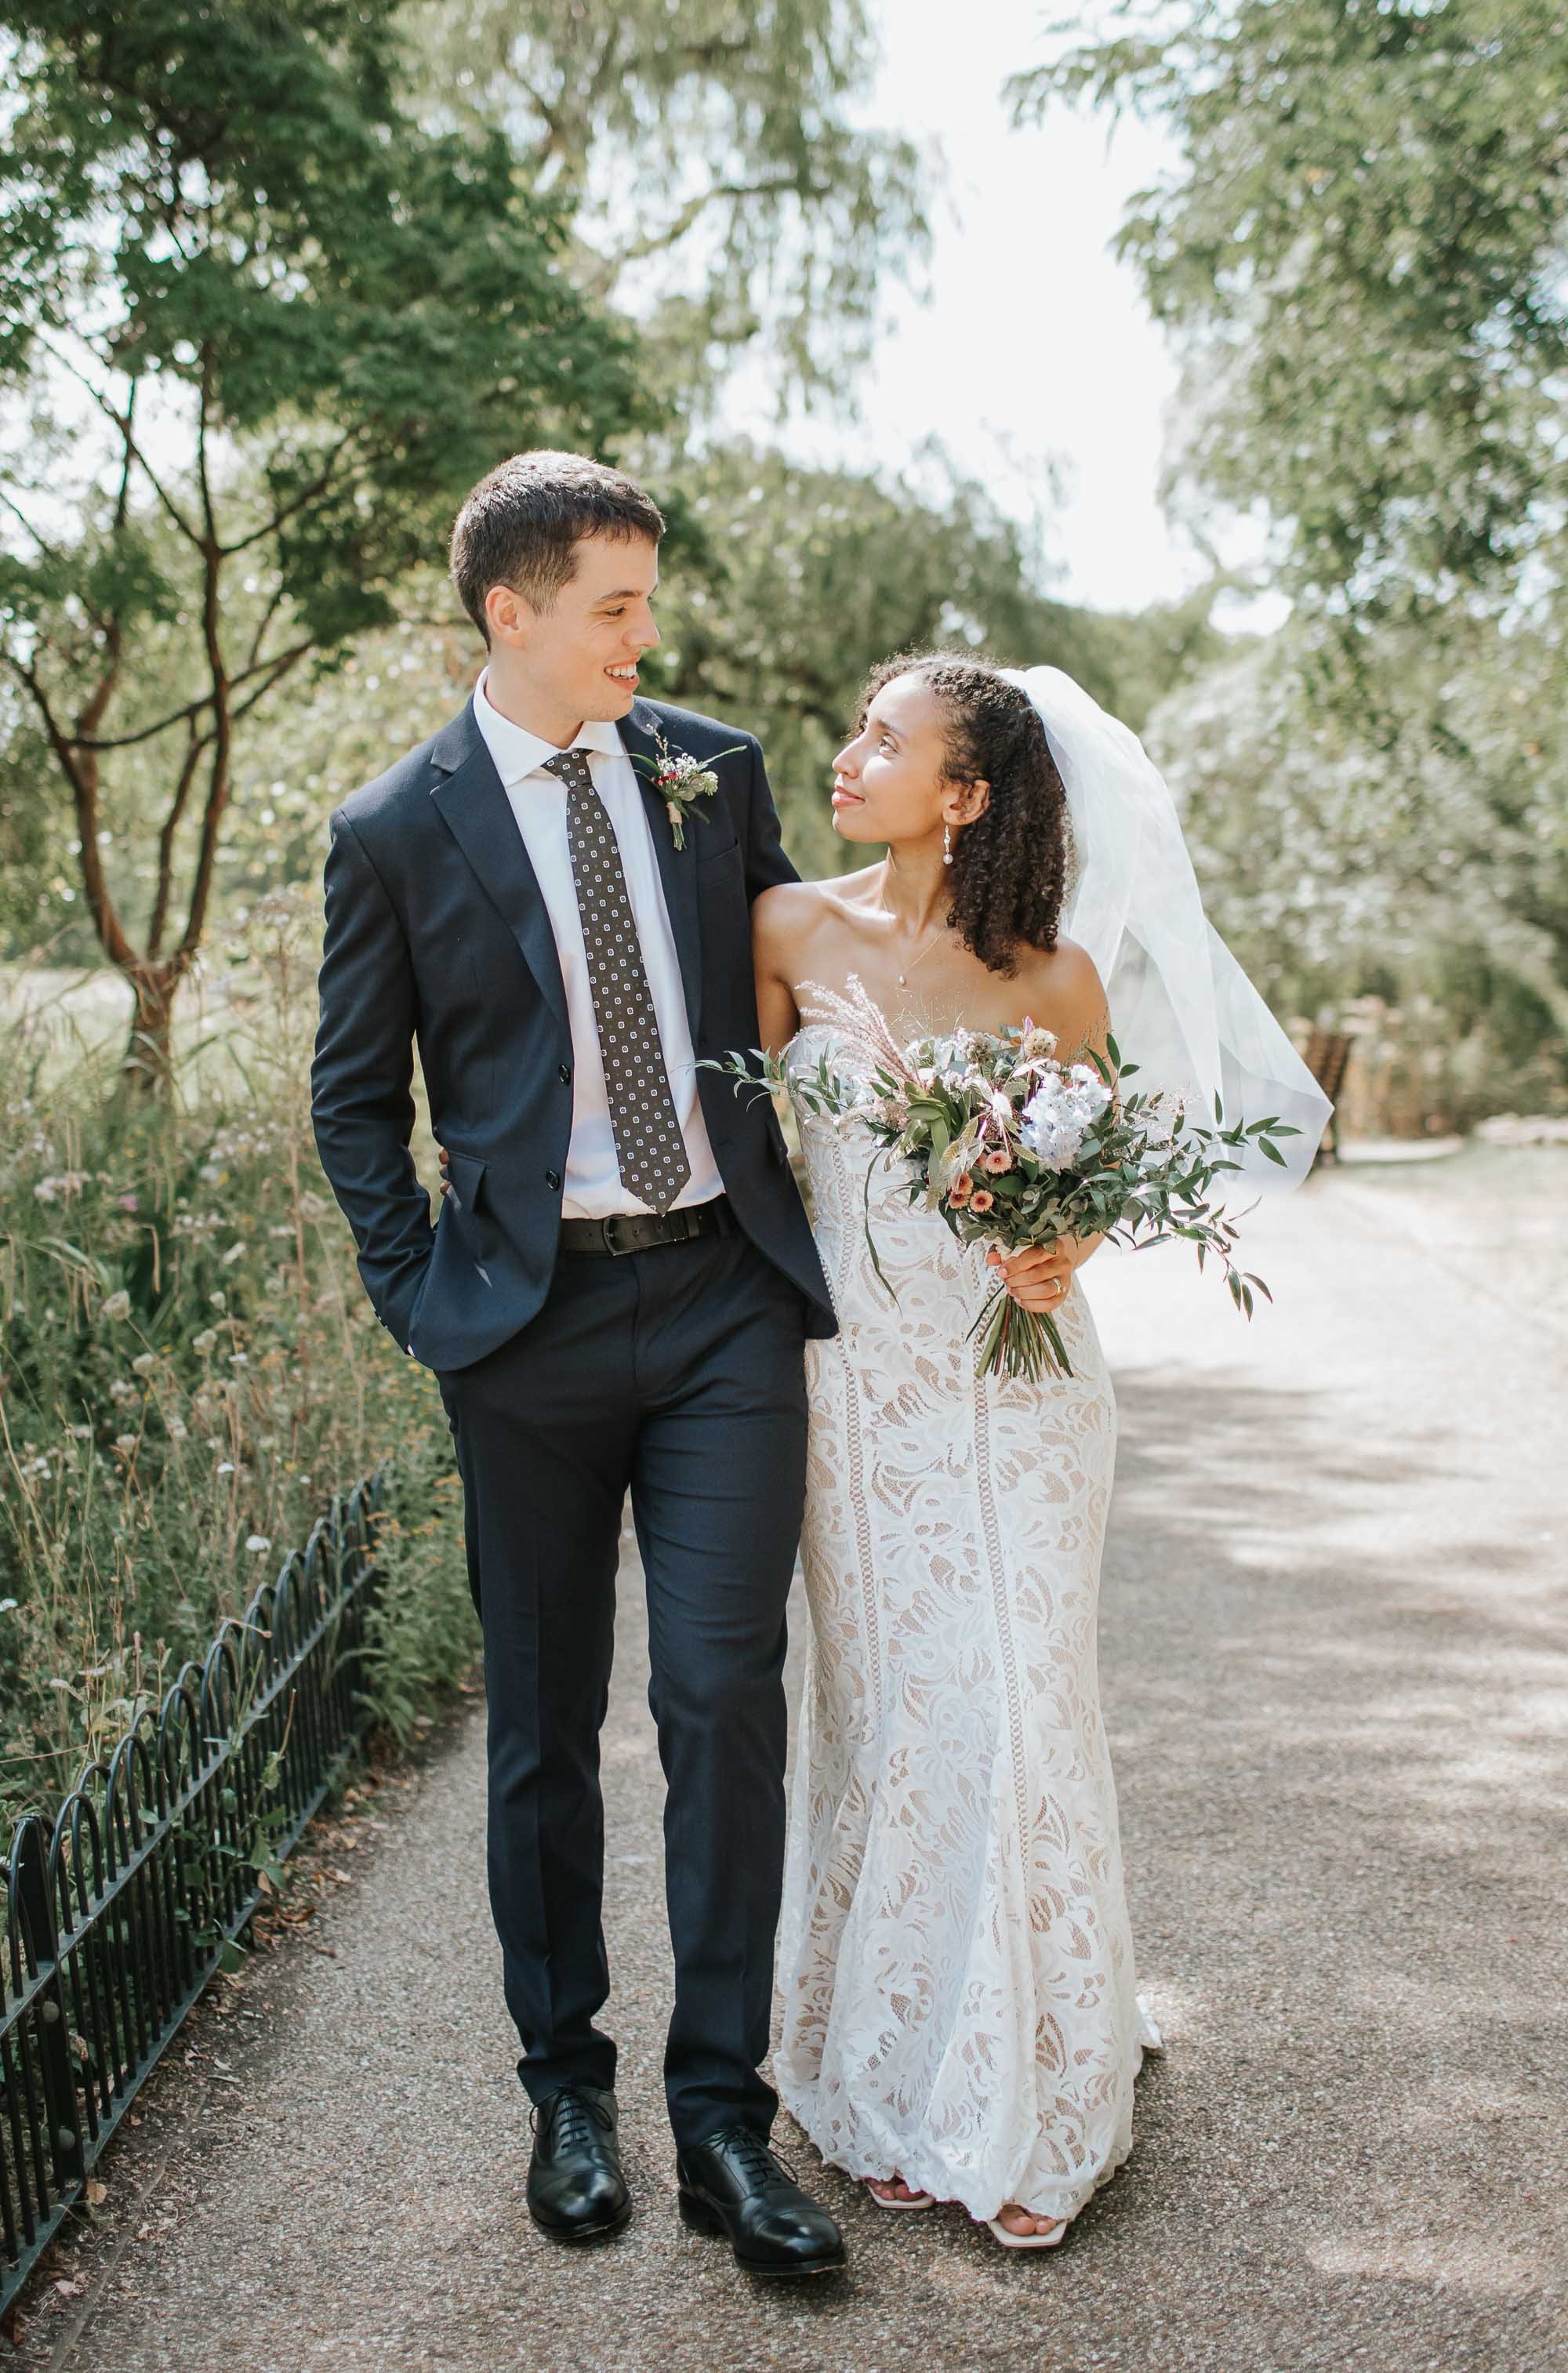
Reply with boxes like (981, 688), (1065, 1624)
(968, 1281), (1075, 1382)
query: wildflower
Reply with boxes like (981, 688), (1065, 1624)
(34, 1170), (86, 1206)
(113, 1434), (138, 1457)
(68, 1424), (93, 1441)
(216, 1460), (235, 1475)
(245, 1535), (272, 1555)
(117, 1192), (139, 1214)
(191, 1330), (218, 1356)
(131, 1352), (158, 1376)
(164, 1414), (189, 1442)
(101, 1290), (131, 1322)
(108, 1379), (139, 1406)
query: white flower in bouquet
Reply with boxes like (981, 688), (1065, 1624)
(1018, 1065), (1112, 1168)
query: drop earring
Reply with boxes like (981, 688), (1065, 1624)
(942, 823), (953, 867)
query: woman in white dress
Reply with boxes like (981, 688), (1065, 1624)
(754, 654), (1149, 2246)
(757, 653), (1329, 2248)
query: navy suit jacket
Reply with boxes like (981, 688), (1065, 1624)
(310, 695), (837, 1370)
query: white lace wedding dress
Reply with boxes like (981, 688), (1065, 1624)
(775, 1025), (1159, 2226)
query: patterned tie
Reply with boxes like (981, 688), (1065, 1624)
(543, 747), (691, 1214)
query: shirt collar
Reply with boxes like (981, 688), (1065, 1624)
(473, 668), (627, 788)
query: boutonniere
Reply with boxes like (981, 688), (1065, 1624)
(630, 724), (745, 851)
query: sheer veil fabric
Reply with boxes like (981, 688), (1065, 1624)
(1004, 666), (1332, 1185)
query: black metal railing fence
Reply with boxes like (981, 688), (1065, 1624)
(0, 1471), (384, 2312)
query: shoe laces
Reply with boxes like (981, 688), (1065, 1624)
(710, 2124), (796, 2193)
(535, 2089), (613, 2152)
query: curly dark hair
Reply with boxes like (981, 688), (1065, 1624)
(857, 651), (1069, 976)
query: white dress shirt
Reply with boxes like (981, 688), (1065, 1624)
(471, 669), (723, 1220)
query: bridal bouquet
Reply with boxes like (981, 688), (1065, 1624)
(708, 977), (1299, 1382)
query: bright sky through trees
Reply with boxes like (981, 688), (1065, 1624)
(718, 0), (1198, 615)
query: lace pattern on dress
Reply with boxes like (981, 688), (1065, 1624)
(775, 1025), (1149, 2224)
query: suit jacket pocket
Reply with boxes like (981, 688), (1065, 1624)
(441, 1148), (489, 1218)
(695, 838), (742, 873)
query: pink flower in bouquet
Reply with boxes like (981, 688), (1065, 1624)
(981, 1148), (1011, 1174)
(948, 1171), (975, 1207)
(967, 1188), (996, 1214)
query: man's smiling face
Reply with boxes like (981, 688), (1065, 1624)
(485, 530), (662, 742)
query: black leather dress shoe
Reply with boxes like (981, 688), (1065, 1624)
(526, 2085), (631, 2244)
(676, 2128), (846, 2277)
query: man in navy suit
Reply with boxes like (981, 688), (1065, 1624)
(311, 452), (844, 2277)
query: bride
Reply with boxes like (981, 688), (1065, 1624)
(755, 653), (1327, 2246)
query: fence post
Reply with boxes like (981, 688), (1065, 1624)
(12, 1820), (85, 2201)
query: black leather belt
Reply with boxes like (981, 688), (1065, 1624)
(558, 1199), (735, 1257)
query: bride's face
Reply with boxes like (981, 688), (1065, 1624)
(831, 674), (969, 848)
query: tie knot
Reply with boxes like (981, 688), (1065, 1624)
(543, 748), (593, 790)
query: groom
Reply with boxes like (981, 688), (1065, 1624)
(310, 451), (844, 2277)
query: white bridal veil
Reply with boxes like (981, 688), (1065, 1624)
(1004, 666), (1332, 1189)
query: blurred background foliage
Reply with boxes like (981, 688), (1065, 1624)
(4, 2), (1559, 1125)
(1014, 0), (1568, 1124)
(2, 0), (1565, 1802)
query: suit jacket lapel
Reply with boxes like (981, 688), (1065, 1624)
(427, 702), (569, 1036)
(619, 702), (703, 1042)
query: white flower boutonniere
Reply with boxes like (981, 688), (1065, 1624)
(630, 724), (746, 851)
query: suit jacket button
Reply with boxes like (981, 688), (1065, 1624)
(558, 1063), (572, 1085)
(545, 1169), (561, 1192)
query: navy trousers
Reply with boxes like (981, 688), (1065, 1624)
(438, 1217), (808, 2148)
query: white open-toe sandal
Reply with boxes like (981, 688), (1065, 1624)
(868, 2178), (937, 2211)
(983, 2212), (1067, 2249)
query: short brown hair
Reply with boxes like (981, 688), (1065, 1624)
(449, 450), (666, 640)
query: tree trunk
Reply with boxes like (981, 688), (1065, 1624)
(122, 962), (181, 1095)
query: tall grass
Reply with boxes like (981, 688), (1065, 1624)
(0, 893), (475, 1827)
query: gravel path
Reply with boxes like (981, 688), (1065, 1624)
(21, 1167), (1566, 2372)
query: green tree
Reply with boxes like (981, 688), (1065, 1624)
(1147, 616), (1568, 1107)
(1014, 0), (1568, 1065)
(0, 0), (649, 1076)
(1011, 0), (1568, 630)
(419, 0), (929, 400)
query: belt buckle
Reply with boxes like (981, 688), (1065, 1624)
(602, 1214), (635, 1257)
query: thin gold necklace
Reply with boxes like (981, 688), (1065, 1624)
(891, 919), (946, 989)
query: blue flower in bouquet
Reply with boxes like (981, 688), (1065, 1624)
(1019, 1065), (1112, 1168)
